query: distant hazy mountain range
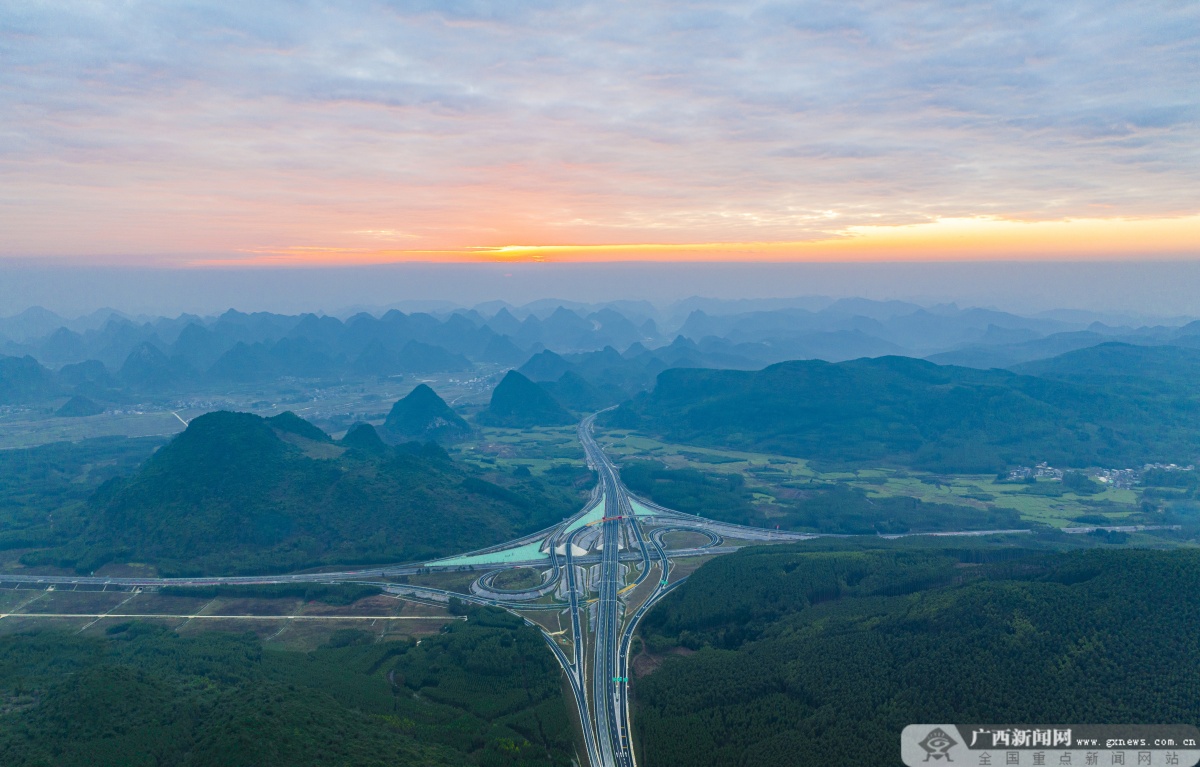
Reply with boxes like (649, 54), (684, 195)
(4, 298), (1200, 407)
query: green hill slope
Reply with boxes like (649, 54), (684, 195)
(40, 410), (577, 575)
(608, 356), (1200, 471)
(383, 384), (471, 442)
(635, 547), (1200, 767)
(476, 371), (574, 427)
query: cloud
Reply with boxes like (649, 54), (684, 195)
(0, 1), (1197, 260)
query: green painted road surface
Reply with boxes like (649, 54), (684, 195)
(425, 537), (549, 567)
(564, 495), (607, 533)
(629, 497), (660, 517)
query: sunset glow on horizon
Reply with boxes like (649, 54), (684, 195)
(2, 2), (1197, 268)
(196, 215), (1200, 267)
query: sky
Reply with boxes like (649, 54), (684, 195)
(1, 1), (1198, 268)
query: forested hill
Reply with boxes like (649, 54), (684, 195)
(1012, 341), (1200, 395)
(383, 383), (470, 443)
(606, 355), (1200, 471)
(634, 546), (1200, 767)
(32, 411), (579, 576)
(0, 607), (575, 767)
(476, 370), (574, 427)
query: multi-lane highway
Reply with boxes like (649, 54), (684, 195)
(581, 414), (631, 766)
(574, 410), (702, 767)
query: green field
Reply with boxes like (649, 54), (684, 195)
(493, 567), (544, 590)
(598, 432), (1145, 529)
(450, 424), (587, 475)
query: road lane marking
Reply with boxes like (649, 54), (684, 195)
(77, 590), (141, 633)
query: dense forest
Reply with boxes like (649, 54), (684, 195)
(620, 460), (1026, 533)
(634, 546), (1200, 766)
(18, 411), (583, 576)
(607, 355), (1200, 471)
(0, 606), (573, 767)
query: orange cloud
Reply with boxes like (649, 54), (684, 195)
(191, 214), (1200, 267)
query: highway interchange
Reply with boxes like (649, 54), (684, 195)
(0, 412), (1044, 766)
